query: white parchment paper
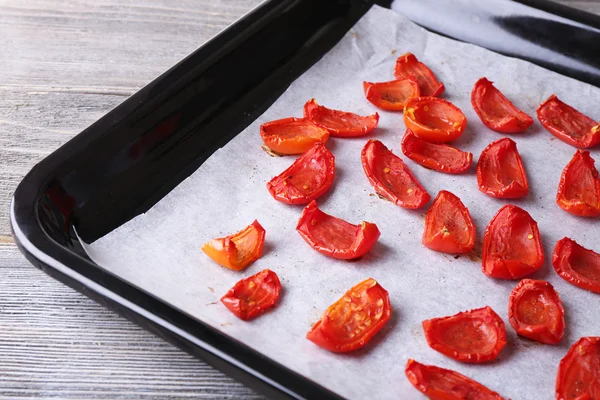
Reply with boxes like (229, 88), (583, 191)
(83, 6), (600, 399)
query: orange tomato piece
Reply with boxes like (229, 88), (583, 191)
(303, 99), (378, 137)
(556, 150), (600, 217)
(221, 269), (281, 321)
(553, 237), (600, 294)
(477, 137), (529, 199)
(422, 190), (476, 254)
(556, 337), (600, 400)
(401, 129), (472, 174)
(404, 97), (467, 143)
(306, 278), (391, 353)
(363, 78), (420, 111)
(394, 52), (444, 97)
(260, 117), (329, 155)
(201, 220), (265, 271)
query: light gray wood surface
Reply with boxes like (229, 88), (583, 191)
(0, 0), (597, 399)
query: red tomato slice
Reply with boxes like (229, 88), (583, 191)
(552, 237), (600, 294)
(260, 117), (329, 155)
(422, 190), (476, 254)
(202, 220), (265, 271)
(306, 278), (391, 353)
(537, 94), (600, 148)
(401, 129), (472, 174)
(482, 205), (544, 280)
(556, 337), (600, 400)
(405, 359), (505, 400)
(556, 150), (600, 217)
(296, 200), (380, 260)
(361, 139), (430, 209)
(266, 142), (335, 205)
(471, 77), (534, 133)
(477, 137), (529, 199)
(363, 78), (420, 111)
(220, 269), (281, 321)
(302, 98), (378, 137)
(508, 279), (565, 344)
(423, 306), (507, 363)
(394, 52), (444, 97)
(404, 97), (467, 143)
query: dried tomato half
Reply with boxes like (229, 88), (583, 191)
(307, 278), (391, 353)
(482, 205), (543, 280)
(553, 237), (600, 294)
(556, 337), (600, 400)
(296, 200), (380, 260)
(220, 269), (281, 321)
(401, 129), (472, 174)
(266, 142), (335, 205)
(471, 77), (533, 133)
(537, 94), (600, 148)
(404, 97), (467, 143)
(202, 220), (265, 271)
(260, 117), (329, 155)
(405, 359), (505, 400)
(423, 306), (507, 363)
(508, 279), (565, 344)
(477, 137), (529, 199)
(394, 52), (444, 97)
(363, 78), (420, 111)
(303, 99), (378, 137)
(361, 139), (430, 209)
(556, 150), (600, 217)
(422, 190), (476, 254)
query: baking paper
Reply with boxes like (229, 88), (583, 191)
(82, 5), (600, 399)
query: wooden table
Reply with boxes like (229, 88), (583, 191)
(1, 0), (597, 398)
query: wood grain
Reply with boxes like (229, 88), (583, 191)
(0, 0), (597, 399)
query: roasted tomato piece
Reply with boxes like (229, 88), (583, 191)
(394, 52), (444, 97)
(477, 137), (529, 199)
(556, 150), (600, 217)
(260, 117), (329, 155)
(307, 278), (391, 353)
(556, 337), (600, 400)
(422, 190), (476, 254)
(303, 99), (379, 137)
(361, 139), (430, 209)
(363, 78), (420, 111)
(405, 359), (505, 400)
(220, 269), (281, 320)
(296, 200), (380, 260)
(404, 97), (467, 143)
(537, 94), (600, 148)
(266, 142), (335, 205)
(508, 279), (565, 344)
(401, 129), (472, 174)
(202, 220), (265, 271)
(482, 205), (543, 280)
(553, 237), (600, 294)
(423, 306), (507, 363)
(471, 77), (533, 133)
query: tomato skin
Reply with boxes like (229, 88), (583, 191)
(556, 150), (600, 217)
(260, 117), (329, 155)
(482, 205), (544, 280)
(363, 78), (420, 111)
(552, 237), (600, 294)
(302, 99), (379, 137)
(296, 200), (380, 260)
(556, 337), (600, 400)
(307, 278), (391, 353)
(404, 97), (467, 143)
(266, 142), (335, 205)
(202, 220), (265, 271)
(405, 359), (505, 400)
(508, 279), (565, 344)
(423, 306), (507, 363)
(401, 130), (472, 174)
(422, 190), (476, 254)
(477, 137), (529, 199)
(394, 52), (444, 97)
(471, 77), (533, 133)
(220, 269), (281, 321)
(361, 139), (430, 209)
(537, 94), (600, 148)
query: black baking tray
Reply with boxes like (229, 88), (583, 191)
(10, 0), (600, 398)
